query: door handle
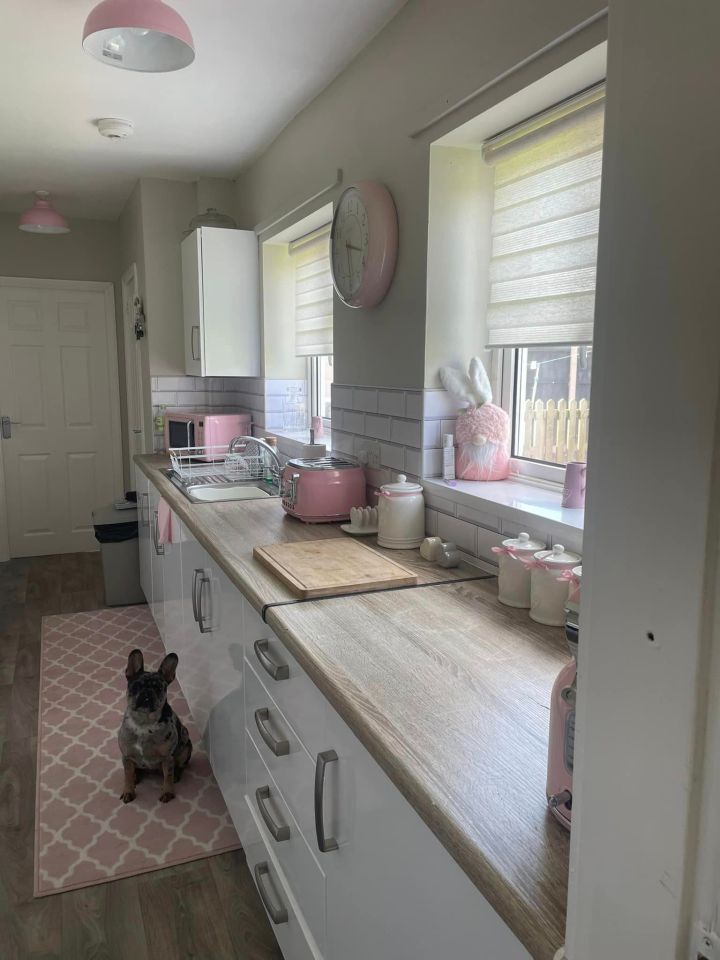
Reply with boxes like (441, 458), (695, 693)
(0, 416), (19, 439)
(141, 492), (150, 527)
(254, 708), (289, 756)
(253, 862), (288, 925)
(255, 786), (290, 842)
(191, 568), (200, 622)
(152, 510), (165, 556)
(254, 639), (289, 681)
(314, 749), (339, 853)
(191, 325), (200, 361)
(197, 574), (212, 633)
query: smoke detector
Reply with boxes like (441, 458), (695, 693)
(97, 118), (134, 140)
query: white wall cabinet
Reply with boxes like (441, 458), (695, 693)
(138, 472), (529, 960)
(181, 226), (260, 377)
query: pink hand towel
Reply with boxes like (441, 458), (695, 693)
(157, 498), (173, 544)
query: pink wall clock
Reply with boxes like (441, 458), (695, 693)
(330, 181), (398, 308)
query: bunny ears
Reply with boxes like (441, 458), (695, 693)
(439, 357), (493, 409)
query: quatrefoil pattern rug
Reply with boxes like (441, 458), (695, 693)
(35, 605), (240, 896)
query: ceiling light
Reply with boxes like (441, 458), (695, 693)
(82, 0), (195, 73)
(18, 192), (70, 235)
(97, 118), (134, 139)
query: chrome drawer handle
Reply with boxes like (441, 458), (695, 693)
(191, 324), (200, 361)
(254, 708), (289, 757)
(191, 568), (201, 622)
(197, 575), (212, 634)
(255, 786), (290, 842)
(141, 492), (150, 527)
(254, 862), (288, 925)
(152, 510), (164, 556)
(254, 639), (289, 681)
(314, 749), (338, 853)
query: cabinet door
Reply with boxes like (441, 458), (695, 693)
(161, 508), (183, 656)
(147, 482), (165, 638)
(177, 526), (213, 732)
(134, 466), (152, 604)
(181, 231), (202, 376)
(322, 718), (531, 960)
(198, 227), (260, 378)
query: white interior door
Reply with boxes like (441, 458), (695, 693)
(121, 264), (147, 462)
(0, 279), (123, 557)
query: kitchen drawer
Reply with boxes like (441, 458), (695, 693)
(244, 617), (328, 759)
(244, 659), (317, 845)
(243, 795), (322, 960)
(246, 731), (326, 952)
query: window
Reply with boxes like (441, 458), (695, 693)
(309, 354), (333, 423)
(484, 83), (604, 478)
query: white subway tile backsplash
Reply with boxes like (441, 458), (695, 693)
(331, 430), (355, 456)
(423, 420), (441, 448)
(380, 443), (405, 471)
(364, 415), (391, 441)
(457, 503), (502, 533)
(353, 388), (378, 413)
(404, 447), (422, 476)
(423, 448), (443, 477)
(378, 390), (406, 417)
(405, 392), (423, 420)
(425, 508), (438, 536)
(441, 419), (457, 438)
(475, 526), (506, 562)
(437, 513), (477, 555)
(423, 489), (457, 516)
(332, 385), (354, 409)
(177, 391), (208, 406)
(424, 389), (459, 419)
(343, 410), (365, 434)
(390, 418), (422, 447)
(152, 392), (177, 406)
(353, 436), (379, 465)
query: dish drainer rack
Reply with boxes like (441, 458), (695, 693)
(168, 443), (267, 485)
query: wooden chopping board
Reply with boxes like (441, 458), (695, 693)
(253, 538), (418, 598)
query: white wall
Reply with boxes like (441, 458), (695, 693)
(566, 1), (720, 957)
(234, 0), (608, 391)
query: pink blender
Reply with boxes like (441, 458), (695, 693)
(546, 565), (582, 829)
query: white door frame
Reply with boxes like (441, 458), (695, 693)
(0, 277), (123, 561)
(121, 264), (147, 463)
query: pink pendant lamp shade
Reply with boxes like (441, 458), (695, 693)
(18, 192), (70, 235)
(83, 0), (195, 72)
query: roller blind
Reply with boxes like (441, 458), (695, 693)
(483, 84), (605, 348)
(292, 224), (333, 357)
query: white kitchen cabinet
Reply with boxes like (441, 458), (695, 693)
(134, 465), (152, 604)
(181, 226), (260, 377)
(147, 482), (165, 637)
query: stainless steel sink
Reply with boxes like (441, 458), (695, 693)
(163, 469), (281, 503)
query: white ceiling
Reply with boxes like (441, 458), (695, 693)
(0, 0), (407, 221)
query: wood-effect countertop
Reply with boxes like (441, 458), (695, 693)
(135, 455), (570, 960)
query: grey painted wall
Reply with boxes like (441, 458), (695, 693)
(234, 0), (607, 390)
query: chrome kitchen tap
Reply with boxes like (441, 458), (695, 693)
(227, 435), (282, 486)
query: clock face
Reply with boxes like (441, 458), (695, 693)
(330, 181), (398, 308)
(331, 187), (368, 304)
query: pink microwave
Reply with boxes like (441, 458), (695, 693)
(164, 409), (252, 456)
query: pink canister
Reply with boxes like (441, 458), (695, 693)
(530, 545), (582, 626)
(493, 532), (546, 609)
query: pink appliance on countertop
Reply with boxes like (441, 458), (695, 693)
(164, 409), (251, 458)
(546, 566), (581, 830)
(281, 457), (366, 523)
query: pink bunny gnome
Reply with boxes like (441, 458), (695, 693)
(439, 357), (510, 481)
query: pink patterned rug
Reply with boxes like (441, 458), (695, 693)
(35, 606), (240, 897)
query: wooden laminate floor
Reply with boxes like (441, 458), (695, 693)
(0, 552), (283, 960)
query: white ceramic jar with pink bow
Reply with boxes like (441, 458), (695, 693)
(529, 545), (582, 626)
(492, 532), (546, 608)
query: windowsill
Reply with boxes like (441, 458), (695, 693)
(255, 426), (332, 459)
(422, 474), (584, 539)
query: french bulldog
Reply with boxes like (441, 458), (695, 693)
(118, 649), (192, 804)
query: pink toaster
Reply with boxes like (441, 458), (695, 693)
(281, 457), (366, 523)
